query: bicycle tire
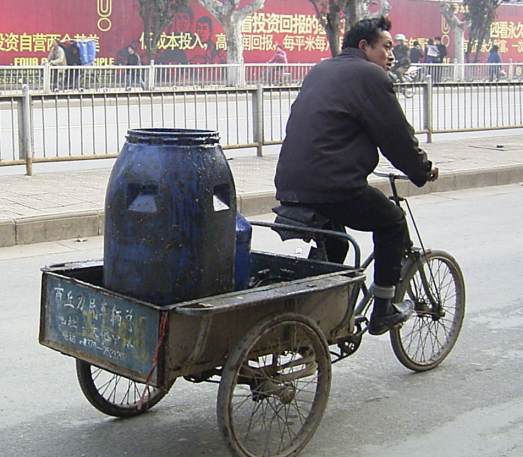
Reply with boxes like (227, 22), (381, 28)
(390, 250), (465, 372)
(76, 360), (173, 417)
(217, 313), (331, 457)
(403, 86), (414, 98)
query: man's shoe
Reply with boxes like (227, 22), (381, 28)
(368, 300), (413, 336)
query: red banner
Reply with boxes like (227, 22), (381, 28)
(1, 0), (523, 66)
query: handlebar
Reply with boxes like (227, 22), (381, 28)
(372, 170), (409, 180)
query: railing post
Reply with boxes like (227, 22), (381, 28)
(423, 75), (433, 143)
(43, 63), (51, 94)
(147, 59), (155, 90)
(19, 85), (33, 176)
(509, 58), (514, 81)
(252, 85), (264, 157)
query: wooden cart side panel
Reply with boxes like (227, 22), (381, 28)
(39, 271), (162, 384)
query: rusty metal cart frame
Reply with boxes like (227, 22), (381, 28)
(40, 250), (365, 457)
(39, 172), (466, 457)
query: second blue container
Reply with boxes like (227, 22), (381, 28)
(235, 213), (252, 290)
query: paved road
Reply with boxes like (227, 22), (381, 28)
(1, 183), (522, 456)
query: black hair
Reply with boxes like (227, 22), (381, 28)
(197, 16), (212, 27)
(175, 5), (194, 21)
(491, 45), (499, 52)
(342, 16), (392, 49)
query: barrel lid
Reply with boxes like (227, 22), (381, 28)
(126, 128), (220, 145)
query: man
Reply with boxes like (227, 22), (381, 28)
(267, 43), (288, 83)
(274, 16), (438, 335)
(409, 40), (424, 64)
(434, 36), (447, 64)
(391, 33), (410, 80)
(47, 40), (67, 91)
(125, 45), (144, 90)
(488, 45), (502, 81)
(434, 36), (447, 82)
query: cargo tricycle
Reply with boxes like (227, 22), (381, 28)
(39, 172), (465, 457)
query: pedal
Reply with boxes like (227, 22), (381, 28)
(393, 299), (415, 318)
(354, 316), (369, 335)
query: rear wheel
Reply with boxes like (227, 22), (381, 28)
(402, 85), (414, 98)
(390, 250), (465, 371)
(217, 313), (331, 457)
(76, 360), (173, 417)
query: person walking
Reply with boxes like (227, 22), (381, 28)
(391, 33), (410, 80)
(424, 38), (439, 64)
(409, 40), (424, 64)
(125, 45), (144, 90)
(435, 36), (447, 63)
(274, 16), (438, 336)
(267, 43), (288, 84)
(488, 45), (502, 81)
(47, 40), (67, 91)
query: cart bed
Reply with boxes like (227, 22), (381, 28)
(40, 252), (364, 387)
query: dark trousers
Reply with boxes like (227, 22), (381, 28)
(310, 185), (409, 287)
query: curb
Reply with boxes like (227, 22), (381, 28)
(238, 165), (523, 218)
(1, 165), (522, 248)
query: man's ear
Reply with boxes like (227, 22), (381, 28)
(358, 39), (369, 52)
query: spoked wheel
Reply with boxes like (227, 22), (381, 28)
(217, 313), (331, 457)
(390, 250), (466, 371)
(76, 360), (173, 417)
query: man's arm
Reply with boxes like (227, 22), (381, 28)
(358, 67), (433, 186)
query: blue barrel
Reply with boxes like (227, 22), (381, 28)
(235, 213), (252, 290)
(104, 128), (236, 305)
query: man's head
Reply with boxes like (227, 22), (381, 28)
(435, 36), (442, 44)
(342, 16), (393, 71)
(394, 33), (406, 45)
(174, 5), (193, 34)
(195, 16), (212, 43)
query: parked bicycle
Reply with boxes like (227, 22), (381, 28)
(389, 66), (421, 98)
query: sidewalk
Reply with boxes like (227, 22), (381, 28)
(1, 134), (523, 247)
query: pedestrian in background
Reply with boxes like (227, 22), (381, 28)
(424, 38), (439, 64)
(435, 36), (447, 63)
(409, 40), (424, 63)
(125, 45), (144, 90)
(47, 40), (67, 91)
(65, 43), (82, 90)
(488, 45), (502, 81)
(391, 33), (410, 80)
(267, 43), (288, 84)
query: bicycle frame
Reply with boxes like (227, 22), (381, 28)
(254, 171), (444, 323)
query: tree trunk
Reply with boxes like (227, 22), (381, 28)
(346, 0), (368, 28)
(327, 18), (341, 56)
(222, 22), (244, 86)
(454, 27), (465, 79)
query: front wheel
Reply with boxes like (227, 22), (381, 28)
(76, 360), (173, 417)
(217, 313), (331, 457)
(390, 250), (465, 372)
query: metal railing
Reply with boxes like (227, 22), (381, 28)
(3, 61), (522, 94)
(0, 63), (316, 94)
(2, 78), (523, 174)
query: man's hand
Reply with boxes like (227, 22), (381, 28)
(427, 167), (439, 182)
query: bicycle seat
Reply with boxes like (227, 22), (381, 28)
(272, 204), (330, 241)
